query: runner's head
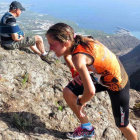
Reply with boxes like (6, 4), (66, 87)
(46, 23), (75, 43)
(46, 23), (75, 57)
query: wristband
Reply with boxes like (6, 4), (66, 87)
(77, 97), (83, 106)
(70, 67), (79, 78)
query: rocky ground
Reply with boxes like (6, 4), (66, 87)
(0, 46), (140, 140)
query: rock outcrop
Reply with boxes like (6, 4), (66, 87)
(0, 46), (140, 140)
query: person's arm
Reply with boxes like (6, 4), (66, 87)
(6, 16), (24, 41)
(64, 55), (79, 78)
(5, 15), (24, 41)
(11, 33), (24, 41)
(64, 54), (74, 69)
(72, 53), (95, 104)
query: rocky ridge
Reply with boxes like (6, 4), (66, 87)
(96, 34), (140, 56)
(0, 45), (139, 140)
(130, 69), (140, 91)
(120, 43), (140, 76)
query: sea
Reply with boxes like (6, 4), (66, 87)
(1, 0), (140, 39)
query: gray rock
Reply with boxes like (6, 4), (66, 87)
(0, 47), (139, 140)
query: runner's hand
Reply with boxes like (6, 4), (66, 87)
(72, 75), (83, 85)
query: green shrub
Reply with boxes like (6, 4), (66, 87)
(22, 73), (29, 87)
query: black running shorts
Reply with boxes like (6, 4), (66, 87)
(66, 73), (130, 127)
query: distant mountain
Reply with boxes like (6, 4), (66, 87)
(130, 69), (140, 91)
(120, 43), (140, 76)
(119, 40), (140, 91)
(96, 34), (140, 56)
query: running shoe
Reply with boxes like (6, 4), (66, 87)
(40, 54), (53, 64)
(66, 126), (95, 139)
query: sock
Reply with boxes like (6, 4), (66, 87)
(41, 51), (47, 56)
(81, 122), (93, 130)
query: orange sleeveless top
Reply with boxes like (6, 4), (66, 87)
(72, 42), (128, 91)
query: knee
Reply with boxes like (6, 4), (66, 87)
(63, 87), (69, 100)
(63, 87), (76, 101)
(35, 35), (43, 43)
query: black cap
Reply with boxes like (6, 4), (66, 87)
(9, 1), (25, 11)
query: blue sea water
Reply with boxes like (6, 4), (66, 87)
(131, 31), (140, 39)
(2, 0), (140, 39)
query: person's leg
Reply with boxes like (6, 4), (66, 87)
(30, 45), (42, 56)
(107, 81), (138, 140)
(34, 35), (53, 63)
(64, 73), (107, 124)
(119, 123), (138, 140)
(11, 36), (46, 56)
(63, 87), (89, 124)
(64, 74), (109, 139)
(64, 77), (96, 139)
(34, 35), (46, 55)
(12, 36), (52, 63)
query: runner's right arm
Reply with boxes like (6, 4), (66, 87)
(64, 54), (82, 85)
(64, 54), (79, 78)
(64, 55), (74, 70)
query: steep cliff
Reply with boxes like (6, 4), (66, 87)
(96, 34), (140, 56)
(129, 69), (140, 91)
(0, 46), (139, 140)
(120, 43), (140, 76)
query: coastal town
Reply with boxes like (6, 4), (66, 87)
(114, 26), (132, 36)
(17, 13), (54, 36)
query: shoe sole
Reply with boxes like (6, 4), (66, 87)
(41, 59), (53, 64)
(67, 135), (95, 139)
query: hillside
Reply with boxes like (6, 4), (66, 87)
(0, 45), (139, 140)
(120, 43), (140, 76)
(130, 69), (140, 91)
(96, 34), (140, 56)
